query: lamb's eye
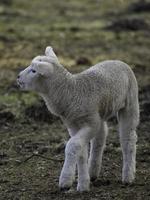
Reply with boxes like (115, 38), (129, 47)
(31, 69), (36, 73)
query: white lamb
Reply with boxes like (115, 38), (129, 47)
(17, 46), (139, 192)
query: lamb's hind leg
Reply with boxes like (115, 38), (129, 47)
(88, 120), (108, 181)
(118, 107), (139, 183)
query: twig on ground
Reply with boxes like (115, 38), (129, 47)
(16, 152), (64, 165)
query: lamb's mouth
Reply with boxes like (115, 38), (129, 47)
(17, 80), (25, 89)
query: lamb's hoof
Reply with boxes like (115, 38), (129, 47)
(59, 177), (73, 192)
(60, 186), (71, 192)
(90, 176), (98, 182)
(59, 182), (72, 192)
(77, 186), (90, 192)
(77, 183), (90, 192)
(122, 176), (135, 185)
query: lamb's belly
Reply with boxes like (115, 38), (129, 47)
(99, 107), (115, 120)
(99, 100), (125, 120)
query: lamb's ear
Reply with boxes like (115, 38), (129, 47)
(33, 61), (53, 76)
(45, 46), (59, 62)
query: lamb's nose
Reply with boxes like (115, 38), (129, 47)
(17, 75), (20, 79)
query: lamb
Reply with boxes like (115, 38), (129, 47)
(17, 46), (139, 192)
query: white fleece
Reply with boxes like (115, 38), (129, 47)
(17, 46), (139, 191)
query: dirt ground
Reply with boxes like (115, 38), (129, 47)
(0, 0), (150, 199)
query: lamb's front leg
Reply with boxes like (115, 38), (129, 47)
(59, 137), (78, 190)
(77, 144), (90, 191)
(88, 120), (108, 181)
(59, 126), (92, 191)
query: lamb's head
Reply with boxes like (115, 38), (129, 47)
(17, 46), (59, 93)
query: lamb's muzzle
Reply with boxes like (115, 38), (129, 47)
(17, 46), (139, 192)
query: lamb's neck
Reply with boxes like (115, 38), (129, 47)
(40, 67), (74, 117)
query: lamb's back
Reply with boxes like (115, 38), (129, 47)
(84, 60), (130, 80)
(79, 60), (130, 93)
(74, 60), (134, 119)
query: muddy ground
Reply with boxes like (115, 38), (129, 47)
(0, 0), (150, 199)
